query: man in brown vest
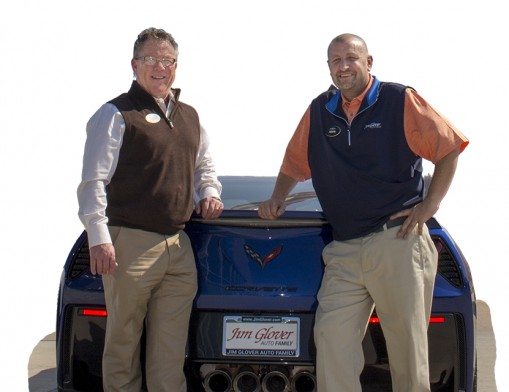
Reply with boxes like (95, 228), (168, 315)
(77, 27), (223, 392)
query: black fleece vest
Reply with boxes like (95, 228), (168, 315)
(308, 78), (423, 240)
(106, 81), (200, 235)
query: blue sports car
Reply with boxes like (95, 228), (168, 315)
(56, 176), (477, 392)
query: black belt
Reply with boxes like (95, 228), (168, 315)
(332, 216), (409, 241)
(374, 216), (407, 232)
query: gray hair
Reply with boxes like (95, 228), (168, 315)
(133, 27), (179, 58)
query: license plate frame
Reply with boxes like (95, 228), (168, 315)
(222, 315), (300, 357)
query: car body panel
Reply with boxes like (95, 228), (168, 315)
(57, 176), (476, 392)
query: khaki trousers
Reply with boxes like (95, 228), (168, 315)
(102, 227), (197, 392)
(314, 225), (437, 392)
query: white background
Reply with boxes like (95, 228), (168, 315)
(0, 0), (507, 389)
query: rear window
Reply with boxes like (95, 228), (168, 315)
(218, 176), (322, 212)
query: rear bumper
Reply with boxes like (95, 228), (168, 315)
(56, 299), (475, 392)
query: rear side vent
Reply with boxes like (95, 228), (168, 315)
(68, 239), (90, 280)
(434, 238), (463, 288)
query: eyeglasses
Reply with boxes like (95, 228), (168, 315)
(134, 56), (177, 68)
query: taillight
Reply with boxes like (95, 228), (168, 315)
(429, 316), (445, 323)
(370, 316), (444, 324)
(79, 308), (107, 317)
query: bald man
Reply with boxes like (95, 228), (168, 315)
(258, 33), (468, 392)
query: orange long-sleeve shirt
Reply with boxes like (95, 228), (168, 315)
(281, 76), (469, 181)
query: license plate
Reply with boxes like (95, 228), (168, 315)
(222, 315), (300, 357)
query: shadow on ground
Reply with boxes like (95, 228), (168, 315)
(29, 368), (57, 392)
(476, 300), (498, 392)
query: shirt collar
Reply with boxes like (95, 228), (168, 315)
(342, 74), (374, 105)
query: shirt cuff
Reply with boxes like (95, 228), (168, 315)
(86, 223), (112, 248)
(200, 187), (221, 200)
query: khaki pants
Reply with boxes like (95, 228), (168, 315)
(101, 227), (197, 392)
(314, 225), (437, 392)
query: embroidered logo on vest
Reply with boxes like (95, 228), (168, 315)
(325, 126), (341, 137)
(364, 122), (382, 129)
